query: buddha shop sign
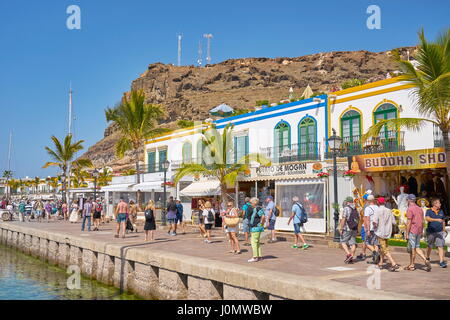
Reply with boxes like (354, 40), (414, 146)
(352, 148), (447, 172)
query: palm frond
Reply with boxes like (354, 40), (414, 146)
(362, 118), (437, 142)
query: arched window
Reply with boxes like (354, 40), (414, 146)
(374, 103), (398, 149)
(274, 121), (291, 160)
(182, 142), (192, 164)
(196, 139), (204, 164)
(340, 110), (361, 141)
(298, 117), (317, 159)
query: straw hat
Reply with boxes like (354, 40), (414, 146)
(416, 198), (429, 207)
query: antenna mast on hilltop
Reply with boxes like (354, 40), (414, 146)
(203, 34), (213, 65)
(197, 40), (203, 67)
(177, 33), (183, 66)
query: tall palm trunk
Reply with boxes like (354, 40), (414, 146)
(442, 130), (450, 204)
(220, 183), (228, 213)
(135, 147), (141, 209)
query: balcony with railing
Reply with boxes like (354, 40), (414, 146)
(260, 142), (321, 164)
(325, 131), (405, 158)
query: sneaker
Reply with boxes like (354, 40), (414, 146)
(356, 254), (366, 260)
(248, 258), (258, 263)
(344, 254), (352, 263)
(292, 244), (299, 249)
(205, 240), (211, 243)
(439, 261), (447, 268)
(302, 244), (310, 250)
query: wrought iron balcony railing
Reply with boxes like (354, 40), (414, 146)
(260, 142), (321, 163)
(325, 131), (405, 158)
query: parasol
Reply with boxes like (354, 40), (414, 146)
(209, 103), (234, 117)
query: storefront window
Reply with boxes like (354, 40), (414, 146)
(298, 117), (317, 160)
(276, 183), (325, 219)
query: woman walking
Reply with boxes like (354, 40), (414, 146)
(129, 200), (138, 233)
(248, 197), (265, 263)
(197, 199), (207, 238)
(224, 201), (241, 254)
(69, 200), (79, 223)
(144, 200), (156, 241)
(92, 199), (102, 231)
(202, 201), (215, 243)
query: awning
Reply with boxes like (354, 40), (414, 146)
(179, 180), (221, 197)
(100, 184), (134, 192)
(131, 181), (164, 192)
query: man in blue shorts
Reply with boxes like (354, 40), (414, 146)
(287, 196), (309, 250)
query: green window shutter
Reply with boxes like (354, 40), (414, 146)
(148, 152), (155, 173)
(234, 136), (238, 164)
(159, 150), (167, 171)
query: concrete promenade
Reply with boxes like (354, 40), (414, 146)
(1, 220), (448, 300)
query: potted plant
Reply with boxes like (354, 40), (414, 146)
(343, 170), (356, 181)
(317, 172), (329, 180)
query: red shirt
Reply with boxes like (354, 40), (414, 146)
(406, 203), (424, 235)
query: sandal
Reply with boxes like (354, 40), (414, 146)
(389, 264), (400, 272)
(403, 265), (415, 271)
(235, 251), (241, 255)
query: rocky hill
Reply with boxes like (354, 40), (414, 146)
(80, 47), (414, 172)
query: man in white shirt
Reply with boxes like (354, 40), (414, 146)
(364, 195), (380, 264)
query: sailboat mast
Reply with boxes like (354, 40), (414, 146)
(68, 83), (73, 135)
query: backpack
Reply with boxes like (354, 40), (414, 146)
(294, 202), (308, 224)
(346, 207), (360, 231)
(207, 210), (215, 223)
(273, 205), (280, 217)
(249, 206), (263, 228)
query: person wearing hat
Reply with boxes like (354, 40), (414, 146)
(404, 194), (431, 271)
(338, 196), (359, 264)
(373, 197), (400, 272)
(363, 195), (380, 264)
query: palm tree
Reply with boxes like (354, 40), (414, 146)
(70, 165), (89, 188)
(105, 90), (167, 185)
(363, 28), (450, 195)
(3, 170), (13, 199)
(97, 167), (113, 187)
(173, 124), (270, 208)
(43, 134), (92, 202)
(46, 177), (59, 196)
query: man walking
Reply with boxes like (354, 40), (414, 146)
(338, 197), (359, 264)
(241, 197), (252, 246)
(81, 197), (93, 232)
(264, 196), (277, 243)
(373, 197), (400, 271)
(425, 198), (447, 268)
(175, 199), (186, 234)
(404, 194), (431, 271)
(363, 195), (380, 264)
(115, 198), (128, 238)
(167, 196), (178, 236)
(287, 196), (309, 250)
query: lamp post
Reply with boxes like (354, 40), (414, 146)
(92, 168), (99, 202)
(161, 160), (170, 226)
(328, 128), (343, 242)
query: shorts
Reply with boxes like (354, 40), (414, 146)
(168, 218), (177, 225)
(378, 238), (390, 255)
(408, 232), (422, 249)
(294, 223), (303, 235)
(360, 226), (366, 241)
(268, 219), (276, 231)
(93, 212), (101, 219)
(205, 223), (213, 230)
(340, 230), (357, 246)
(225, 226), (237, 233)
(242, 218), (250, 233)
(176, 214), (183, 223)
(365, 230), (379, 246)
(427, 231), (445, 248)
(35, 210), (42, 217)
(116, 213), (127, 223)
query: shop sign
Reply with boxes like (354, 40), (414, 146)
(243, 162), (324, 180)
(352, 148), (447, 172)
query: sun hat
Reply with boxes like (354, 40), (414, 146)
(407, 194), (417, 201)
(367, 195), (375, 201)
(416, 198), (429, 207)
(344, 196), (354, 203)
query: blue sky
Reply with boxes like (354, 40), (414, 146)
(0, 0), (448, 178)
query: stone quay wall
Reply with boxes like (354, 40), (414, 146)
(0, 222), (419, 300)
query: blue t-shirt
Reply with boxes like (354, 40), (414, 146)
(292, 203), (304, 224)
(265, 201), (276, 220)
(426, 209), (445, 233)
(242, 202), (252, 220)
(176, 203), (183, 216)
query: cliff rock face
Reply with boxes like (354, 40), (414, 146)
(80, 47), (413, 171)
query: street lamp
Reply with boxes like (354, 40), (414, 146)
(328, 128), (343, 242)
(92, 168), (99, 201)
(161, 159), (170, 226)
